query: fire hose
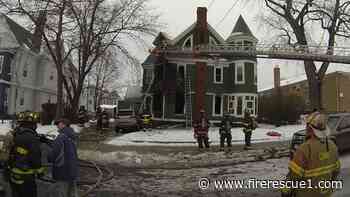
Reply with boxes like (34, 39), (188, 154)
(38, 134), (115, 196)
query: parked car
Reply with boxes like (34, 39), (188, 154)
(114, 109), (141, 133)
(290, 113), (350, 158)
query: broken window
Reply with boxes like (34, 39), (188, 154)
(175, 92), (185, 114)
(214, 95), (222, 116)
(23, 63), (28, 77)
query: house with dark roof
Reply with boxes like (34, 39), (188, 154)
(142, 7), (258, 121)
(0, 14), (58, 116)
(259, 66), (350, 114)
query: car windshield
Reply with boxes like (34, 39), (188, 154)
(327, 116), (340, 130)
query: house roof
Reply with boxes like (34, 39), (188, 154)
(152, 32), (172, 46)
(2, 14), (34, 50)
(142, 54), (159, 66)
(259, 71), (348, 92)
(172, 22), (226, 45)
(226, 15), (257, 42)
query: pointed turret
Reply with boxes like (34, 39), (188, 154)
(226, 15), (258, 44)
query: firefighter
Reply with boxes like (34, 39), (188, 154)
(281, 111), (340, 197)
(6, 111), (44, 197)
(0, 128), (15, 197)
(219, 113), (233, 151)
(193, 109), (210, 149)
(243, 110), (256, 150)
(142, 112), (153, 132)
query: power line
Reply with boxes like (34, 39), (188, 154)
(215, 0), (240, 28)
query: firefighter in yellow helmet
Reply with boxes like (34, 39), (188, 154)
(6, 111), (45, 197)
(282, 111), (340, 197)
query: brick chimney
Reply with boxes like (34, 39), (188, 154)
(194, 7), (209, 120)
(274, 65), (280, 88)
(193, 7), (209, 46)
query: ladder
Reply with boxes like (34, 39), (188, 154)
(139, 72), (155, 115)
(184, 68), (192, 128)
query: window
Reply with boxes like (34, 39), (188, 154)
(245, 96), (255, 115)
(23, 64), (28, 77)
(89, 100), (92, 104)
(20, 91), (25, 106)
(177, 65), (185, 80)
(338, 116), (350, 131)
(227, 96), (236, 114)
(235, 62), (245, 84)
(0, 55), (4, 74)
(213, 95), (222, 116)
(214, 65), (223, 83)
(50, 72), (54, 80)
(182, 35), (193, 49)
(254, 64), (257, 85)
(237, 96), (243, 116)
(144, 69), (153, 84)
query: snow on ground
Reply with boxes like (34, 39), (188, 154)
(106, 124), (305, 146)
(0, 123), (11, 135)
(0, 123), (82, 137)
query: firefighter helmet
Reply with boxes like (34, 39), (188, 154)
(16, 111), (40, 123)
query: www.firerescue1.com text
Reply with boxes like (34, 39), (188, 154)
(198, 177), (343, 191)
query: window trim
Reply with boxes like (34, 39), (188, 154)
(224, 93), (258, 117)
(182, 35), (193, 49)
(0, 55), (4, 74)
(212, 94), (223, 117)
(227, 95), (236, 115)
(214, 65), (224, 84)
(209, 36), (218, 46)
(235, 62), (245, 84)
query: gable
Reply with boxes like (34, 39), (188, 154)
(172, 23), (225, 47)
(0, 15), (21, 48)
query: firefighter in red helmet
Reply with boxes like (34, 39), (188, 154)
(193, 109), (210, 149)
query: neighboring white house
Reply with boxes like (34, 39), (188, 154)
(0, 14), (57, 115)
(80, 85), (120, 112)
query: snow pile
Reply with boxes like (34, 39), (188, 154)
(106, 124), (305, 146)
(78, 150), (170, 166)
(0, 123), (82, 137)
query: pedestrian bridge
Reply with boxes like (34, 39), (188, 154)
(157, 44), (350, 64)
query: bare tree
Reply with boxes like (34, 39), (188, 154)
(89, 48), (120, 110)
(61, 0), (159, 118)
(261, 0), (350, 109)
(1, 0), (159, 119)
(0, 0), (78, 118)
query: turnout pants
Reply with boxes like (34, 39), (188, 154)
(244, 131), (252, 147)
(10, 180), (37, 197)
(220, 133), (232, 148)
(197, 135), (209, 148)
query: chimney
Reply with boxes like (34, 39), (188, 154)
(274, 65), (280, 88)
(193, 7), (209, 46)
(32, 11), (47, 53)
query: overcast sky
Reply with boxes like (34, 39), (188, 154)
(119, 0), (350, 91)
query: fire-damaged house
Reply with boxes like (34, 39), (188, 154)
(141, 7), (258, 123)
